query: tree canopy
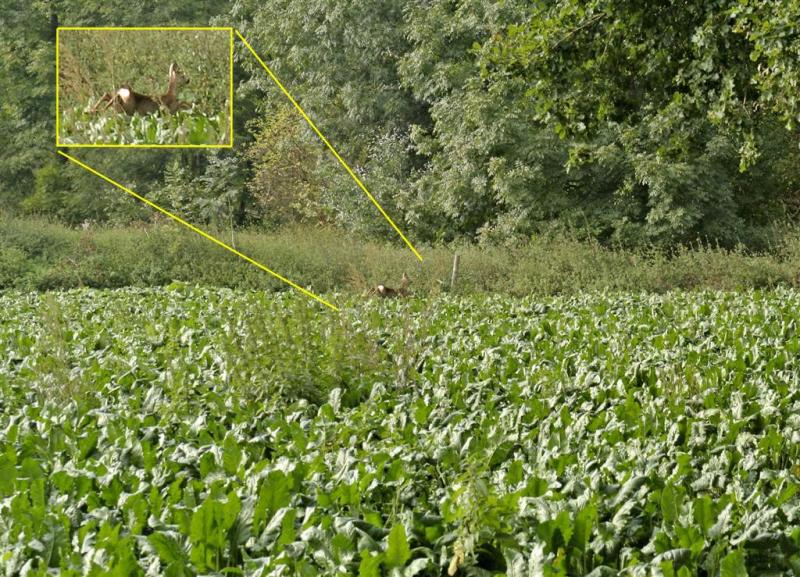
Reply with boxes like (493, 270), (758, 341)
(2, 0), (799, 248)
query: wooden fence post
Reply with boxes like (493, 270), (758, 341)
(450, 253), (460, 291)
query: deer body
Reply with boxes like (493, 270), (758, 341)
(370, 273), (409, 298)
(91, 63), (189, 115)
(113, 86), (160, 115)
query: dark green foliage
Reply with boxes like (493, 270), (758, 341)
(1, 288), (800, 573)
(0, 1), (58, 207)
(231, 0), (800, 247)
(2, 0), (800, 248)
(243, 107), (331, 227)
(150, 152), (248, 229)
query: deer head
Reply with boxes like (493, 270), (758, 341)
(161, 63), (190, 112)
(167, 63), (189, 93)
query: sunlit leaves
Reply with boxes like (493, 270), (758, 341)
(59, 108), (226, 145)
(0, 287), (799, 574)
(720, 549), (748, 577)
(385, 524), (411, 568)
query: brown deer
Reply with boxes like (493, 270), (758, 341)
(91, 63), (190, 115)
(368, 273), (410, 298)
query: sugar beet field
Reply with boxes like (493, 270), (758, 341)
(1, 287), (799, 576)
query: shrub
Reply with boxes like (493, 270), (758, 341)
(1, 216), (798, 295)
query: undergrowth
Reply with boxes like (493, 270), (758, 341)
(1, 215), (798, 294)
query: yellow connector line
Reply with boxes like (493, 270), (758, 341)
(58, 151), (339, 312)
(236, 30), (423, 262)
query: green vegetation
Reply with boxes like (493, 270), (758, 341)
(59, 108), (227, 146)
(1, 216), (797, 294)
(1, 288), (799, 575)
(4, 1), (800, 573)
(238, 0), (800, 247)
(3, 1), (800, 248)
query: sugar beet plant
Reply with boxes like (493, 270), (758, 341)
(0, 286), (799, 575)
(60, 108), (227, 145)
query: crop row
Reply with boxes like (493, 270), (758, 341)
(0, 287), (799, 575)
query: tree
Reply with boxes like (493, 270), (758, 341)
(398, 0), (797, 245)
(0, 0), (59, 209)
(244, 107), (330, 227)
(235, 0), (428, 237)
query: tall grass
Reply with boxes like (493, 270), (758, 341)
(59, 29), (229, 115)
(1, 216), (797, 294)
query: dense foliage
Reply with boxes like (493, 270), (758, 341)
(59, 109), (227, 146)
(2, 216), (796, 294)
(1, 288), (799, 575)
(2, 1), (799, 248)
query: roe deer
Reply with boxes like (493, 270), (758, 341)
(369, 272), (410, 298)
(91, 63), (190, 115)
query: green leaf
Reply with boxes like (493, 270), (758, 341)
(571, 504), (597, 552)
(222, 491), (241, 531)
(252, 470), (291, 535)
(276, 507), (297, 549)
(693, 495), (715, 535)
(190, 498), (215, 545)
(359, 552), (382, 577)
(0, 457), (15, 496)
(659, 561), (675, 577)
(20, 457), (44, 480)
(385, 523), (411, 568)
(148, 533), (187, 565)
(222, 434), (242, 475)
(412, 399), (431, 425)
(661, 485), (680, 526)
(720, 549), (748, 577)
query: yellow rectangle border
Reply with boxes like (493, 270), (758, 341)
(56, 27), (234, 149)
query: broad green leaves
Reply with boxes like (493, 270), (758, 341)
(189, 492), (241, 571)
(59, 109), (226, 145)
(1, 287), (799, 574)
(720, 549), (748, 577)
(385, 524), (411, 568)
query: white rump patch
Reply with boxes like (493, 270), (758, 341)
(117, 88), (131, 99)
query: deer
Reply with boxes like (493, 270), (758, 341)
(368, 272), (410, 298)
(90, 63), (190, 115)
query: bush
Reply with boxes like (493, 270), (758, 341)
(0, 216), (797, 295)
(0, 246), (29, 288)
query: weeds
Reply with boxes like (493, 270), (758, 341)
(2, 216), (798, 294)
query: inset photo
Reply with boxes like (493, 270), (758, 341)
(57, 27), (233, 147)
